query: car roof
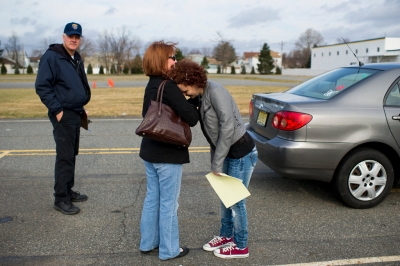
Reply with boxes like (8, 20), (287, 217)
(344, 62), (400, 71)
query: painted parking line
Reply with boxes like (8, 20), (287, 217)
(276, 255), (400, 266)
(0, 147), (210, 157)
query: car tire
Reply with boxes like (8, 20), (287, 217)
(334, 148), (394, 209)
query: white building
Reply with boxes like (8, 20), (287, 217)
(185, 54), (221, 74)
(241, 51), (282, 74)
(0, 51), (31, 74)
(311, 37), (400, 71)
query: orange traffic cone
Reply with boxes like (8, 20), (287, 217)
(92, 80), (96, 88)
(108, 79), (115, 88)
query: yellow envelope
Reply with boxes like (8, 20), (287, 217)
(205, 172), (251, 208)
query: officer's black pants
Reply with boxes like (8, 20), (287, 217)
(49, 109), (81, 203)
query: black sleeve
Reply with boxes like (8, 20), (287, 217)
(35, 51), (63, 115)
(162, 81), (199, 127)
(187, 95), (201, 108)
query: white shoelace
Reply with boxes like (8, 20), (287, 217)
(209, 236), (224, 245)
(221, 245), (235, 252)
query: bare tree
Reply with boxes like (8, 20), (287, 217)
(212, 32), (237, 73)
(31, 37), (56, 57)
(295, 28), (324, 68)
(125, 38), (141, 68)
(295, 28), (324, 51)
(110, 27), (129, 74)
(179, 47), (189, 56)
(189, 48), (202, 55)
(0, 41), (3, 57)
(282, 49), (307, 68)
(97, 30), (112, 73)
(201, 47), (212, 57)
(5, 32), (21, 68)
(97, 27), (141, 74)
(77, 37), (95, 61)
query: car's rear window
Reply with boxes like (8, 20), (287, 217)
(287, 68), (380, 99)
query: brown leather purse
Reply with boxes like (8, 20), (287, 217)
(135, 80), (192, 147)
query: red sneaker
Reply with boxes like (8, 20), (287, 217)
(214, 245), (249, 259)
(203, 236), (235, 251)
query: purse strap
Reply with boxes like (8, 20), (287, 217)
(155, 80), (168, 115)
(156, 80), (168, 102)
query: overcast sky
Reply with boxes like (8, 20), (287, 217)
(1, 0), (399, 57)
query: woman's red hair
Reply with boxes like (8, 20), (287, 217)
(142, 40), (177, 76)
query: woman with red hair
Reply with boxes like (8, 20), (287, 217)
(138, 42), (199, 260)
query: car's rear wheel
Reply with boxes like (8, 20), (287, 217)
(334, 148), (394, 209)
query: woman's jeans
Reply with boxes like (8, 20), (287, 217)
(140, 160), (183, 260)
(220, 147), (258, 249)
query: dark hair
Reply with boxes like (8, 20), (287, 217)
(142, 40), (177, 76)
(173, 60), (207, 88)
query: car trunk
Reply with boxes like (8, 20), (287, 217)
(250, 92), (323, 141)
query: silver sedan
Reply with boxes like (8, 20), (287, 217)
(247, 63), (400, 208)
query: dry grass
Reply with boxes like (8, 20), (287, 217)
(0, 86), (288, 119)
(0, 74), (148, 83)
(0, 89), (48, 118)
(85, 88), (145, 117)
(0, 74), (303, 83)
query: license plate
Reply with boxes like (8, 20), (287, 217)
(257, 111), (269, 126)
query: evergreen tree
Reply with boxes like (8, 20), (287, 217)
(130, 54), (143, 74)
(200, 56), (210, 72)
(251, 67), (256, 74)
(27, 65), (33, 74)
(175, 49), (185, 61)
(241, 65), (246, 74)
(99, 65), (104, 74)
(123, 64), (129, 74)
(87, 63), (93, 74)
(131, 67), (144, 74)
(257, 43), (275, 75)
(230, 65), (236, 74)
(1, 63), (7, 75)
(305, 55), (311, 68)
(217, 65), (221, 74)
(14, 67), (20, 74)
(275, 66), (282, 75)
(110, 64), (116, 74)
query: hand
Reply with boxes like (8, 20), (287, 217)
(213, 171), (221, 176)
(56, 111), (63, 122)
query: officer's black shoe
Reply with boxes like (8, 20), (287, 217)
(54, 201), (80, 215)
(70, 191), (88, 202)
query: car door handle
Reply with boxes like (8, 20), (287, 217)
(392, 115), (400, 120)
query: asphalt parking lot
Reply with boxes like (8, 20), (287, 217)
(0, 118), (399, 266)
(0, 74), (309, 89)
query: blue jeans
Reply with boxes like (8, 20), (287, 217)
(140, 160), (183, 260)
(220, 147), (258, 249)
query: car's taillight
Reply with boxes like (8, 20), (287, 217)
(249, 100), (253, 117)
(272, 111), (312, 131)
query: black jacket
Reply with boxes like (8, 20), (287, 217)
(35, 44), (91, 115)
(139, 76), (199, 164)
